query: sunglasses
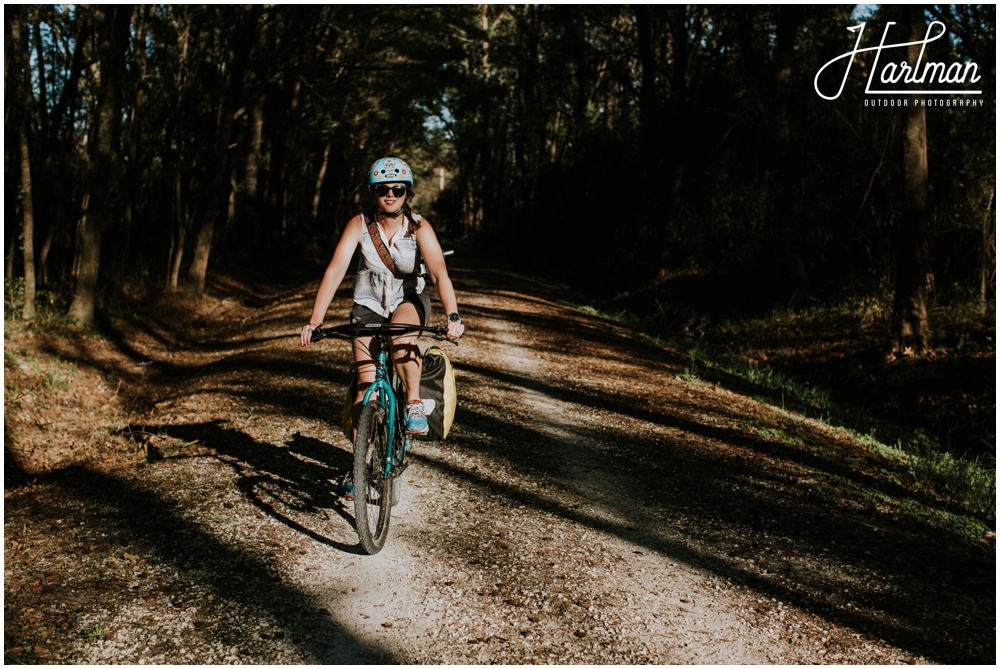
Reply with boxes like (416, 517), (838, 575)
(373, 184), (408, 198)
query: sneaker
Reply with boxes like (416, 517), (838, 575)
(339, 474), (355, 501)
(405, 400), (429, 435)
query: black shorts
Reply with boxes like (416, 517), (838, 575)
(350, 293), (431, 328)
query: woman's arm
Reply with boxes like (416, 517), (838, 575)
(415, 219), (465, 339)
(300, 216), (363, 346)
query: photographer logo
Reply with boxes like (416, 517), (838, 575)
(815, 21), (982, 105)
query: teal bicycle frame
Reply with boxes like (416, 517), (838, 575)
(359, 338), (407, 480)
(308, 317), (455, 555)
(308, 321), (452, 482)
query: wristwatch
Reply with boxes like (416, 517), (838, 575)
(447, 312), (462, 323)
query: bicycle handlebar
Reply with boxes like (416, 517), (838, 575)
(309, 251), (459, 345)
(310, 322), (457, 344)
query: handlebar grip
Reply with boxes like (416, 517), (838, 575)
(310, 326), (327, 343)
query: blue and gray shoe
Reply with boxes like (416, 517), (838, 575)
(339, 474), (355, 500)
(405, 400), (429, 435)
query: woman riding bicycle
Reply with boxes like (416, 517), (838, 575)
(300, 157), (464, 438)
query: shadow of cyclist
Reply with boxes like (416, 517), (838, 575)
(134, 420), (366, 554)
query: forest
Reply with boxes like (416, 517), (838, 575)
(3, 6), (996, 663)
(4, 5), (996, 456)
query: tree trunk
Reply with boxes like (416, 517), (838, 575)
(238, 89), (265, 244)
(17, 98), (37, 321)
(187, 6), (259, 295)
(166, 6), (191, 293)
(167, 166), (188, 292)
(5, 235), (14, 281)
(8, 8), (37, 319)
(891, 5), (931, 356)
(41, 10), (90, 288)
(978, 186), (995, 309)
(119, 6), (149, 282)
(31, 15), (49, 140)
(312, 141), (331, 224)
(68, 5), (132, 327)
(39, 226), (54, 285)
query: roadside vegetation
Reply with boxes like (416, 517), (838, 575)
(575, 283), (996, 546)
(5, 282), (152, 484)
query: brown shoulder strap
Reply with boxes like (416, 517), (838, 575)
(366, 215), (412, 280)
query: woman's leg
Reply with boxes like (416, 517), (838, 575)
(351, 335), (376, 443)
(389, 301), (423, 403)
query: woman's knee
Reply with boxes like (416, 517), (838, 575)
(391, 338), (420, 364)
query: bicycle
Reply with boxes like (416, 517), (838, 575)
(310, 321), (455, 554)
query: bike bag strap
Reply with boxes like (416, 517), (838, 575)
(364, 214), (416, 281)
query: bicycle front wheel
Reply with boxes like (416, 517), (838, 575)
(353, 400), (394, 554)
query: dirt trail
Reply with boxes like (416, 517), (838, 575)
(4, 264), (993, 664)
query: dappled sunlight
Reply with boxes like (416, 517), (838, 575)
(6, 256), (991, 664)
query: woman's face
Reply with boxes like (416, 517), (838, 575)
(374, 182), (408, 215)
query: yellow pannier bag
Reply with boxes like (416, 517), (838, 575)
(415, 346), (457, 441)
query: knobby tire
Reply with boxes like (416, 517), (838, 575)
(353, 400), (393, 554)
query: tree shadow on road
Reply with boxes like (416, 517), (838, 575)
(415, 398), (993, 663)
(9, 464), (389, 663)
(400, 266), (994, 664)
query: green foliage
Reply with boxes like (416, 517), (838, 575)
(571, 292), (995, 530)
(677, 366), (702, 387)
(5, 278), (75, 329)
(899, 437), (996, 520)
(80, 623), (107, 641)
(5, 277), (26, 314)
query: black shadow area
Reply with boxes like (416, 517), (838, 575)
(136, 420), (362, 553)
(49, 466), (389, 663)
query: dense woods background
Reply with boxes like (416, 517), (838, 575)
(6, 5), (995, 318)
(4, 5), (995, 446)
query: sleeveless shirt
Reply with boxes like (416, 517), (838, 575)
(353, 213), (426, 317)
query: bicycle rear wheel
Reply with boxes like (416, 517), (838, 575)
(353, 400), (393, 554)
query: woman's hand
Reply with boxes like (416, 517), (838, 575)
(445, 319), (465, 340)
(300, 323), (320, 347)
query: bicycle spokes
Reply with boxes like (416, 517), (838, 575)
(354, 400), (393, 554)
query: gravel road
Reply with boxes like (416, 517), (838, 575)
(6, 264), (989, 664)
